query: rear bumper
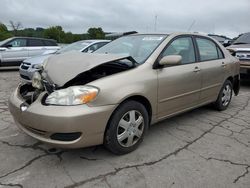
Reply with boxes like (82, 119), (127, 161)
(8, 86), (116, 148)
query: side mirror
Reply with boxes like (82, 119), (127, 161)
(159, 55), (182, 66)
(5, 44), (12, 48)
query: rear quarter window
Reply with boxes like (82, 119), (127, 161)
(217, 47), (224, 59)
(44, 40), (57, 46)
(196, 37), (224, 61)
(28, 39), (44, 46)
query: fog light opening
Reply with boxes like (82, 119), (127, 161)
(50, 132), (82, 141)
(20, 103), (28, 112)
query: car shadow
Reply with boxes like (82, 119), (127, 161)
(0, 67), (19, 71)
(241, 80), (250, 88)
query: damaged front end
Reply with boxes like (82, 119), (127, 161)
(19, 53), (137, 106)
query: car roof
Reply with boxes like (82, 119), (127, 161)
(127, 32), (211, 37)
(123, 33), (223, 47)
(129, 32), (220, 40)
(9, 36), (56, 42)
(76, 39), (111, 44)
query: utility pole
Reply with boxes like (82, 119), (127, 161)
(187, 20), (196, 32)
(154, 15), (157, 32)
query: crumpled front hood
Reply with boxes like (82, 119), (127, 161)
(43, 51), (129, 87)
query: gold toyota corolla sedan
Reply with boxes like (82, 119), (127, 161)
(9, 33), (240, 154)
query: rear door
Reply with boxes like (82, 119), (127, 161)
(194, 37), (226, 103)
(157, 36), (202, 119)
(27, 39), (47, 57)
(1, 38), (28, 65)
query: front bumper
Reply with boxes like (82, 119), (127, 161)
(8, 86), (116, 148)
(19, 64), (34, 82)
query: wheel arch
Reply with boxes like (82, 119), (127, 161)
(103, 95), (152, 141)
(225, 75), (240, 96)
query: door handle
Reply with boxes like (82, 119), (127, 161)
(221, 62), (226, 68)
(193, 66), (201, 72)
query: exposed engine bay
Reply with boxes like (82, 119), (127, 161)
(63, 60), (135, 87)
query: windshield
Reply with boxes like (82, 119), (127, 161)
(57, 41), (90, 53)
(233, 32), (250, 45)
(0, 38), (13, 46)
(95, 35), (167, 64)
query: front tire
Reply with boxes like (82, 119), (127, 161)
(104, 101), (149, 155)
(214, 80), (233, 111)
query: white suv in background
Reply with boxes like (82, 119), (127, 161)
(19, 39), (110, 82)
(0, 37), (60, 66)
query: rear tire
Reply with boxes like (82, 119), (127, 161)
(214, 80), (233, 111)
(104, 101), (149, 155)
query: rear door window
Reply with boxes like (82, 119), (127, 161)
(44, 40), (57, 46)
(28, 39), (44, 47)
(196, 38), (224, 61)
(217, 47), (224, 59)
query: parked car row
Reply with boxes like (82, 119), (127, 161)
(208, 34), (232, 47)
(19, 39), (110, 81)
(0, 37), (60, 66)
(8, 33), (240, 154)
(227, 32), (250, 78)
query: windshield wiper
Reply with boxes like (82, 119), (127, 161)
(233, 42), (249, 45)
(127, 56), (139, 67)
(111, 57), (139, 68)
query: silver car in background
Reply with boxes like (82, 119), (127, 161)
(0, 37), (60, 66)
(19, 40), (110, 81)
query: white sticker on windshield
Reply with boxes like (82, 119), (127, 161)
(142, 37), (163, 41)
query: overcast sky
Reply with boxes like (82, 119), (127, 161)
(0, 0), (249, 38)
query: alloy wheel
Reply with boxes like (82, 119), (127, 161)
(117, 110), (144, 147)
(221, 84), (232, 106)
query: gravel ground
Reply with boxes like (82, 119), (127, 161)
(0, 70), (250, 188)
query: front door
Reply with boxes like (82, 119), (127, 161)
(1, 38), (28, 65)
(157, 36), (202, 119)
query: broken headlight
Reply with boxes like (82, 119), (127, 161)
(32, 72), (43, 90)
(45, 86), (99, 105)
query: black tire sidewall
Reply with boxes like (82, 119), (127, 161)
(104, 100), (149, 155)
(215, 80), (233, 111)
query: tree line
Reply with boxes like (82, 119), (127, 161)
(0, 21), (106, 43)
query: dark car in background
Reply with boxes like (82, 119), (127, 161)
(0, 37), (60, 66)
(227, 32), (250, 78)
(208, 34), (232, 47)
